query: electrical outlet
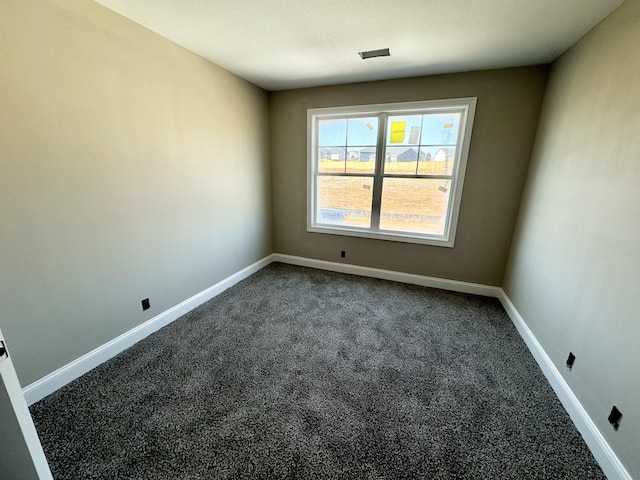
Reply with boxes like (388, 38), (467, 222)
(608, 405), (622, 431)
(566, 352), (576, 370)
(141, 298), (150, 311)
(341, 250), (346, 258)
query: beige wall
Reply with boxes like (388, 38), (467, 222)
(503, 0), (640, 476)
(0, 0), (272, 386)
(269, 67), (547, 285)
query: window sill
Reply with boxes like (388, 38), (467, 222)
(307, 224), (455, 247)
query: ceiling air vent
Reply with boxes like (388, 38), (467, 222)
(358, 48), (390, 60)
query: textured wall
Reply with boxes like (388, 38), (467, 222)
(269, 67), (548, 285)
(0, 0), (272, 386)
(503, 0), (640, 476)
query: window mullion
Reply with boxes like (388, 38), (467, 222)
(370, 113), (387, 230)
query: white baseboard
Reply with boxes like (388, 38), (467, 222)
(272, 254), (501, 298)
(21, 252), (629, 479)
(22, 255), (275, 406)
(497, 289), (631, 480)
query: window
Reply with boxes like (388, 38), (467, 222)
(307, 98), (477, 247)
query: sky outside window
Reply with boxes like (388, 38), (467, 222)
(319, 113), (460, 147)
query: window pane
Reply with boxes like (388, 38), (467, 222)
(347, 117), (378, 145)
(384, 146), (418, 175)
(386, 115), (422, 145)
(420, 113), (460, 145)
(379, 178), (452, 235)
(346, 147), (376, 174)
(417, 146), (456, 175)
(317, 176), (373, 228)
(345, 117), (378, 174)
(318, 147), (346, 173)
(318, 119), (346, 146)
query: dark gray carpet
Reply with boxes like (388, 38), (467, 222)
(30, 263), (605, 479)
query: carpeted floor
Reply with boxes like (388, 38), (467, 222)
(30, 263), (606, 479)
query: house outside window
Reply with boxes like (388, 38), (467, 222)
(307, 98), (477, 247)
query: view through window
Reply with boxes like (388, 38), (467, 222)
(308, 98), (476, 246)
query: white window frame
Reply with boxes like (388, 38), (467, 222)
(307, 98), (477, 247)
